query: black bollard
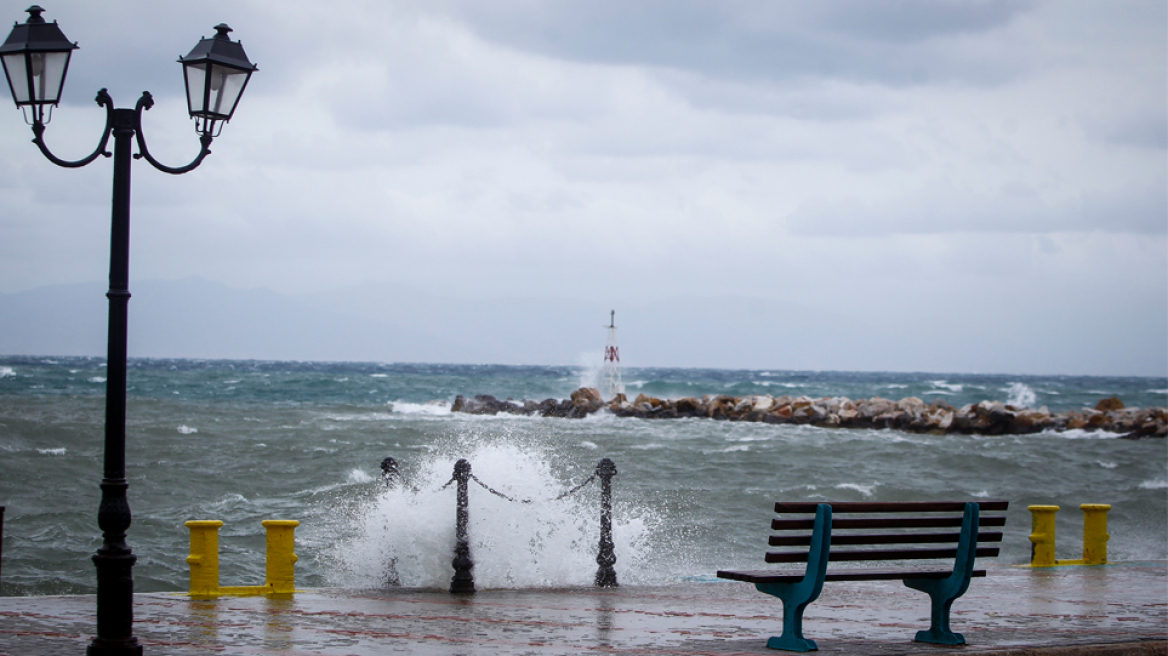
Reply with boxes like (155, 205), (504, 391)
(380, 457), (400, 488)
(450, 459), (475, 593)
(595, 458), (618, 587)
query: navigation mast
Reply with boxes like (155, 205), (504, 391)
(601, 310), (625, 402)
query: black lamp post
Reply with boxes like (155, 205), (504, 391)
(1, 7), (257, 655)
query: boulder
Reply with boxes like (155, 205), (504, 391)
(571, 387), (603, 405)
(1095, 397), (1125, 412)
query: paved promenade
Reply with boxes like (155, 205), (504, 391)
(1, 562), (1165, 655)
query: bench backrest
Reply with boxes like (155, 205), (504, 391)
(765, 500), (1009, 566)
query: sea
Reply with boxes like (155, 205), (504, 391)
(0, 356), (1165, 597)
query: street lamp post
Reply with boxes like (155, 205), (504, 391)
(1, 7), (257, 655)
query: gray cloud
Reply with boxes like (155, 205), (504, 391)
(434, 0), (1033, 87)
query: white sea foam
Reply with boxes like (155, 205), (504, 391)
(329, 443), (657, 589)
(1138, 479), (1167, 490)
(1148, 388), (1168, 395)
(0, 366), (15, 378)
(392, 401), (452, 416)
(1045, 429), (1121, 440)
(971, 490), (990, 498)
(835, 483), (876, 497)
(88, 377), (106, 384)
(1005, 382), (1037, 408)
(931, 380), (963, 392)
(1097, 462), (1118, 469)
(37, 447), (67, 456)
(371, 374), (388, 378)
(579, 441), (599, 450)
(347, 468), (373, 484)
(177, 425), (198, 435)
(718, 445), (751, 453)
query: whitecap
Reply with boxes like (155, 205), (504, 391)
(1005, 383), (1037, 408)
(1138, 479), (1167, 490)
(930, 380), (963, 392)
(177, 425), (198, 435)
(1097, 462), (1118, 469)
(579, 441), (599, 450)
(0, 366), (15, 378)
(630, 443), (664, 450)
(392, 401), (452, 416)
(834, 483), (876, 497)
(37, 447), (67, 456)
(371, 374), (388, 378)
(971, 490), (990, 498)
(1044, 429), (1121, 440)
(88, 377), (107, 383)
(347, 468), (373, 484)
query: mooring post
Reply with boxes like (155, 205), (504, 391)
(595, 458), (618, 587)
(1028, 505), (1059, 567)
(450, 459), (475, 593)
(263, 520), (300, 594)
(1080, 504), (1111, 566)
(380, 457), (400, 488)
(185, 520), (224, 596)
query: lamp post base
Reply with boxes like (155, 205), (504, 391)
(87, 638), (143, 656)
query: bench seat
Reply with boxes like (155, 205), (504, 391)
(717, 500), (1008, 652)
(716, 567), (987, 584)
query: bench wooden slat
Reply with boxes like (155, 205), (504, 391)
(769, 531), (1004, 547)
(765, 546), (1000, 563)
(774, 500), (1008, 513)
(773, 516), (1006, 530)
(717, 568), (988, 584)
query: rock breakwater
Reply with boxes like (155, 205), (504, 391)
(451, 389), (1168, 438)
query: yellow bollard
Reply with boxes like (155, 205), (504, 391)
(185, 520), (225, 596)
(262, 520), (299, 594)
(186, 519), (300, 596)
(1080, 504), (1111, 565)
(1028, 505), (1059, 567)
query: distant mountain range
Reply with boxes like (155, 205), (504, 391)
(0, 276), (866, 369)
(2, 277), (1163, 376)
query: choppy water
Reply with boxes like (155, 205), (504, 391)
(0, 356), (1165, 596)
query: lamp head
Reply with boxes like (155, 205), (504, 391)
(179, 23), (257, 137)
(0, 5), (77, 122)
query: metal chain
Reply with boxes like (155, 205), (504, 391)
(554, 473), (596, 500)
(386, 462), (597, 502)
(470, 473), (532, 503)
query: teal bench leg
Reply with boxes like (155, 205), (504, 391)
(755, 582), (820, 651)
(903, 577), (965, 645)
(904, 502), (979, 646)
(754, 504), (832, 652)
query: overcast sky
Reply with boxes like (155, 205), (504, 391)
(1, 1), (1165, 376)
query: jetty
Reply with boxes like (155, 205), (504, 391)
(452, 389), (1168, 438)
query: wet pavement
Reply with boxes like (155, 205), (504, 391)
(1, 562), (1165, 655)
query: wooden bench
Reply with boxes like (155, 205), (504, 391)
(717, 500), (1008, 651)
